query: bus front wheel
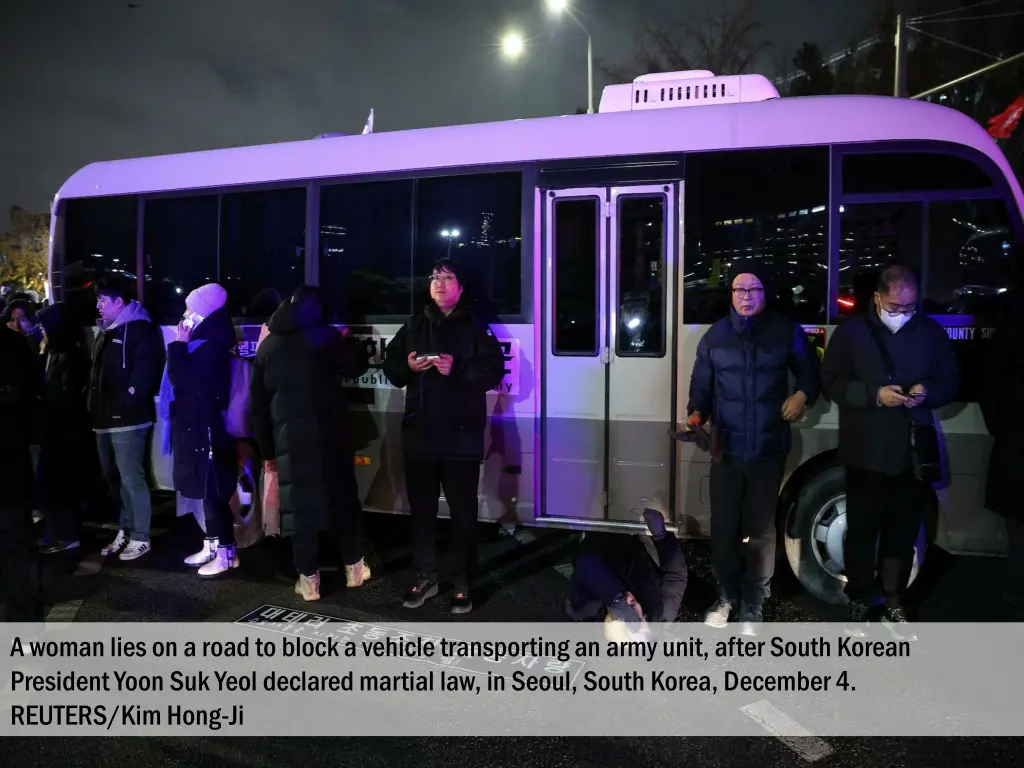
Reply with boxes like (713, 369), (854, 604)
(784, 464), (930, 606)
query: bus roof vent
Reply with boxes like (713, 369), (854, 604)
(598, 70), (780, 114)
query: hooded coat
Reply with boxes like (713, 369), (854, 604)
(88, 300), (166, 432)
(250, 298), (370, 534)
(36, 303), (92, 504)
(166, 306), (239, 503)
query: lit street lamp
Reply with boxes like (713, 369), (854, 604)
(441, 229), (460, 257)
(546, 0), (594, 114)
(501, 31), (525, 60)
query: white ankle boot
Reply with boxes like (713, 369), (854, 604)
(197, 545), (238, 578)
(185, 538), (218, 567)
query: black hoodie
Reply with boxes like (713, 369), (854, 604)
(250, 298), (370, 532)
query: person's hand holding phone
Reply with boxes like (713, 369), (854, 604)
(878, 384), (909, 408)
(904, 383), (927, 408)
(433, 353), (454, 376)
(175, 318), (192, 342)
(407, 351), (433, 373)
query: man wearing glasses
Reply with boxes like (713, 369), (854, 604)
(383, 259), (505, 615)
(687, 262), (821, 635)
(822, 264), (958, 637)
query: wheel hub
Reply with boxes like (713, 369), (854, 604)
(810, 494), (848, 579)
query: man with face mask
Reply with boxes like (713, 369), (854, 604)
(687, 261), (821, 635)
(821, 264), (958, 637)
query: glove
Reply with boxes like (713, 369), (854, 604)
(643, 508), (667, 540)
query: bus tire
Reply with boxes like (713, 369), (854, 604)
(784, 464), (930, 606)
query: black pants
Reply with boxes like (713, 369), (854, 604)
(405, 455), (480, 589)
(0, 505), (44, 622)
(844, 466), (923, 607)
(292, 501), (364, 577)
(709, 454), (786, 610)
(204, 499), (235, 547)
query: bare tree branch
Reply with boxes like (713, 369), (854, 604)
(600, 0), (771, 85)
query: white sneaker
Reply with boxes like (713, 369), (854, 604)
(198, 546), (238, 578)
(185, 538), (218, 567)
(119, 540), (151, 561)
(101, 530), (128, 556)
(704, 599), (734, 629)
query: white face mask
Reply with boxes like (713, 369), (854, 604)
(877, 306), (911, 334)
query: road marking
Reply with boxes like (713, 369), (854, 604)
(740, 699), (834, 762)
(45, 599), (85, 623)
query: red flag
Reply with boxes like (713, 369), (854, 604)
(988, 94), (1024, 140)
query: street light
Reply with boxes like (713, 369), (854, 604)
(546, 0), (594, 114)
(441, 229), (460, 257)
(501, 31), (525, 59)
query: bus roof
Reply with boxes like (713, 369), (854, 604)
(54, 94), (1024, 214)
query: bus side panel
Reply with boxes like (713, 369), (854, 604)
(346, 323), (537, 525)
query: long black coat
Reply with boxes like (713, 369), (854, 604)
(0, 326), (36, 509)
(166, 307), (238, 503)
(381, 299), (506, 461)
(821, 306), (960, 476)
(36, 303), (92, 506)
(250, 300), (370, 533)
(980, 289), (1024, 522)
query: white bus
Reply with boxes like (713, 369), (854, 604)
(48, 70), (1023, 604)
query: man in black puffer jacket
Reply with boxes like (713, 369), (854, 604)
(382, 259), (506, 615)
(687, 261), (820, 633)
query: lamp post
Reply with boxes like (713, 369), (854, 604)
(547, 0), (594, 114)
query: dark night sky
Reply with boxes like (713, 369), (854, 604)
(0, 0), (877, 217)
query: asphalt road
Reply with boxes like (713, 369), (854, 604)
(1, 498), (1020, 766)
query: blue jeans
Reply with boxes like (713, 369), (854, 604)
(96, 429), (151, 543)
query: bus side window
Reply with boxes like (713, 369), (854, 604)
(143, 195), (220, 324)
(319, 179), (415, 324)
(842, 151), (994, 195)
(62, 195), (139, 323)
(926, 198), (1020, 404)
(413, 172), (523, 317)
(219, 187), (307, 320)
(682, 147), (830, 326)
(925, 198), (1018, 316)
(552, 198), (600, 355)
(836, 202), (924, 319)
